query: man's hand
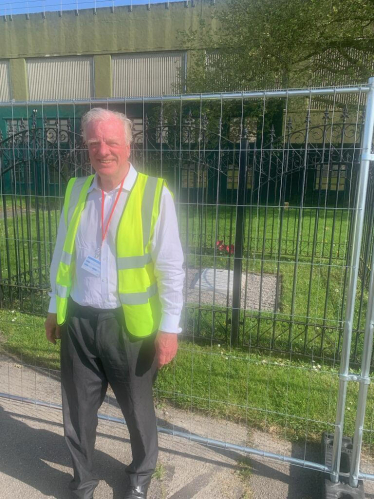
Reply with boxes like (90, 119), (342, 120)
(155, 332), (178, 368)
(45, 313), (61, 345)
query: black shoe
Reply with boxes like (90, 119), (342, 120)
(124, 484), (149, 499)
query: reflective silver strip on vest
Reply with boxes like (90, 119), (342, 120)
(119, 282), (158, 305)
(56, 284), (69, 298)
(142, 176), (159, 250)
(117, 253), (152, 270)
(61, 251), (73, 266)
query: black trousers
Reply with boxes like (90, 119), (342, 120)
(60, 299), (158, 499)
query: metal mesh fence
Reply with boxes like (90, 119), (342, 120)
(0, 82), (373, 487)
(0, 93), (368, 359)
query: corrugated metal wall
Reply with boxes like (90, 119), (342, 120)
(0, 61), (11, 101)
(27, 57), (94, 100)
(112, 52), (185, 97)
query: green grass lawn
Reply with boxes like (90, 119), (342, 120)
(156, 341), (363, 442)
(0, 196), (372, 444)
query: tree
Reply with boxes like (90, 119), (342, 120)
(181, 0), (374, 93)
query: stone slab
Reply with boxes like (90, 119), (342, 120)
(186, 268), (280, 311)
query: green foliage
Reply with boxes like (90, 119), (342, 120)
(236, 456), (252, 481)
(236, 457), (252, 497)
(152, 462), (166, 480)
(180, 0), (374, 93)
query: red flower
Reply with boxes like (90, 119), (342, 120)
(216, 240), (225, 252)
(229, 244), (235, 255)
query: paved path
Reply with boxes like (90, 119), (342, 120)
(1, 355), (374, 498)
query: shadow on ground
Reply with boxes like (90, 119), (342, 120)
(0, 405), (129, 499)
(0, 400), (328, 499)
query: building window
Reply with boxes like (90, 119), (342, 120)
(130, 117), (170, 145)
(5, 119), (29, 139)
(181, 167), (207, 189)
(45, 119), (69, 144)
(227, 165), (253, 190)
(315, 164), (346, 191)
(131, 118), (145, 144)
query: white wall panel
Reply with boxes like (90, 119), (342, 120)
(27, 57), (94, 100)
(0, 61), (11, 101)
(112, 52), (185, 97)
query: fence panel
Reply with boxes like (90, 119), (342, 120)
(0, 82), (373, 489)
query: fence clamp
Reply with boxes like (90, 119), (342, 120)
(339, 373), (371, 384)
(362, 152), (374, 162)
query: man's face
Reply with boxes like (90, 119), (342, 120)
(86, 118), (131, 182)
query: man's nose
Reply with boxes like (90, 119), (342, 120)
(97, 141), (110, 156)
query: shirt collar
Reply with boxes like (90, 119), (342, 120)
(88, 163), (137, 193)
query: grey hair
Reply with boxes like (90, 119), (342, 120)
(81, 108), (133, 145)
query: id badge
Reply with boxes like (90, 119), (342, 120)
(81, 256), (101, 277)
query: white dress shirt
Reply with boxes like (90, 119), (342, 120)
(48, 164), (185, 333)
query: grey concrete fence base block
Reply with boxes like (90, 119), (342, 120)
(322, 433), (365, 499)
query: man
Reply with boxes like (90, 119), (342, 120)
(45, 108), (184, 499)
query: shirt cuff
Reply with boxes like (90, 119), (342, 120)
(48, 295), (57, 314)
(159, 313), (182, 334)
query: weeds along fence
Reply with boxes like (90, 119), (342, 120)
(1, 82), (374, 489)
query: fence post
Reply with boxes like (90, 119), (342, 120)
(231, 137), (248, 346)
(349, 78), (374, 487)
(330, 77), (374, 483)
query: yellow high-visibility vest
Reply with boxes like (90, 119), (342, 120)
(55, 172), (165, 337)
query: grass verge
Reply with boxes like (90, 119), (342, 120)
(0, 308), (370, 445)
